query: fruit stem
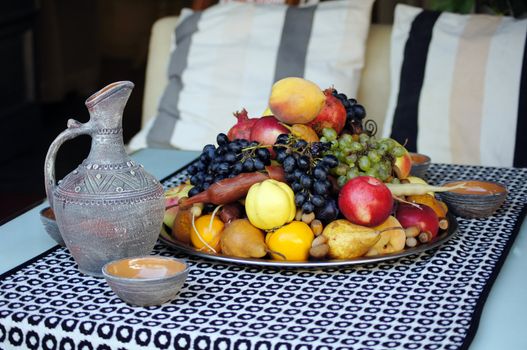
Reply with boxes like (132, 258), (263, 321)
(241, 145), (268, 152)
(209, 204), (223, 232)
(265, 248), (287, 260)
(393, 196), (422, 209)
(375, 226), (405, 235)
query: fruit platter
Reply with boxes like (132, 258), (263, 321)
(159, 77), (493, 267)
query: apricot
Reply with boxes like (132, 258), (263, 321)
(269, 77), (325, 124)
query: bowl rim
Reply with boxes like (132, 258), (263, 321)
(39, 206), (55, 220)
(439, 180), (508, 198)
(102, 256), (189, 282)
(409, 152), (431, 165)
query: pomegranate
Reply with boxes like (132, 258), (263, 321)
(227, 109), (258, 141)
(308, 88), (347, 135)
(249, 116), (289, 146)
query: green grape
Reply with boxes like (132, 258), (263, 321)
(345, 153), (358, 165)
(342, 146), (352, 155)
(377, 166), (390, 181)
(368, 150), (381, 163)
(391, 177), (401, 184)
(322, 128), (338, 141)
(335, 163), (348, 176)
(350, 142), (363, 153)
(330, 140), (339, 150)
(346, 167), (360, 180)
(379, 161), (392, 175)
(337, 175), (348, 188)
(366, 168), (379, 178)
(338, 138), (352, 150)
(340, 133), (353, 144)
(368, 139), (379, 149)
(336, 151), (347, 163)
(358, 156), (371, 171)
(359, 133), (370, 144)
(381, 138), (395, 150)
(320, 136), (328, 143)
(378, 142), (390, 154)
(392, 145), (406, 157)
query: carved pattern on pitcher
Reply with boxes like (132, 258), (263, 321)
(58, 167), (157, 196)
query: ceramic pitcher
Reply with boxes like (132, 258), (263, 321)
(44, 81), (165, 277)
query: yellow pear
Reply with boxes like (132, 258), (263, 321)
(322, 220), (381, 259)
(365, 216), (406, 256)
(220, 219), (267, 258)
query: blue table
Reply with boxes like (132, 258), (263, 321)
(1, 148), (526, 350)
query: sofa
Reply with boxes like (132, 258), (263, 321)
(135, 2), (526, 168)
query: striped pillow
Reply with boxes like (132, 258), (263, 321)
(382, 4), (527, 167)
(129, 0), (374, 151)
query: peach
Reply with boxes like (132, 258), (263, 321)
(269, 77), (325, 124)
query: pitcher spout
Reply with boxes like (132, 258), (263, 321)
(85, 81), (134, 129)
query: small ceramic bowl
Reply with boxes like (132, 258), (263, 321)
(39, 207), (65, 246)
(438, 180), (507, 218)
(410, 152), (431, 179)
(102, 256), (189, 306)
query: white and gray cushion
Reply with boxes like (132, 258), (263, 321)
(128, 0), (374, 151)
(382, 4), (527, 167)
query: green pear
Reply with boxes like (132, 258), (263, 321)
(322, 219), (381, 259)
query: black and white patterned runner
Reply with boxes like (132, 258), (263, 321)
(0, 164), (526, 350)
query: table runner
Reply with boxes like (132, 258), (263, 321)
(0, 163), (526, 350)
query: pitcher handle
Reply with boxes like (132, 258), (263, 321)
(44, 119), (92, 210)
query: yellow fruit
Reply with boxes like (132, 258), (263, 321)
(365, 216), (405, 256)
(245, 179), (296, 230)
(266, 221), (314, 261)
(288, 124), (320, 142)
(190, 214), (224, 253)
(269, 77), (325, 124)
(262, 106), (273, 116)
(322, 220), (381, 259)
(407, 194), (448, 218)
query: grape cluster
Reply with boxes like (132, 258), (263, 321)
(273, 134), (339, 221)
(186, 133), (271, 197)
(332, 89), (367, 132)
(321, 128), (405, 186)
